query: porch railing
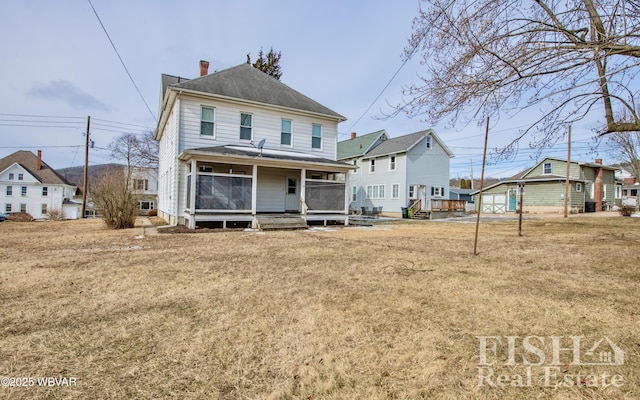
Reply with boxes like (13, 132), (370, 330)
(431, 199), (466, 211)
(409, 198), (422, 216)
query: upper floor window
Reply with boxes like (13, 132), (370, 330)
(312, 124), (322, 149)
(389, 155), (396, 171)
(42, 187), (48, 196)
(134, 179), (149, 191)
(18, 173), (24, 180)
(8, 173), (14, 180)
(200, 107), (215, 136)
(240, 113), (253, 141)
(576, 182), (583, 192)
(425, 135), (432, 149)
(281, 119), (292, 146)
(21, 186), (27, 196)
(6, 186), (12, 196)
(369, 159), (376, 173)
(543, 163), (552, 174)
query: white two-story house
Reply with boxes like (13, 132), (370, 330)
(338, 130), (454, 217)
(0, 150), (79, 219)
(155, 61), (353, 228)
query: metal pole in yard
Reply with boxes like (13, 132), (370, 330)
(563, 125), (571, 218)
(518, 182), (524, 236)
(474, 117), (490, 256)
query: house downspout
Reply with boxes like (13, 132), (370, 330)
(174, 92), (182, 225)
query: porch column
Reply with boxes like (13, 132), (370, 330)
(343, 173), (349, 225)
(189, 159), (197, 229)
(300, 168), (306, 216)
(251, 163), (258, 214)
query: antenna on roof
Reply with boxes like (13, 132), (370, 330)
(250, 138), (266, 156)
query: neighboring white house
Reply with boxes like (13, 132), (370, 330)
(155, 61), (353, 228)
(0, 150), (79, 219)
(130, 167), (158, 213)
(338, 130), (454, 217)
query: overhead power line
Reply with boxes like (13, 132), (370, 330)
(87, 0), (157, 123)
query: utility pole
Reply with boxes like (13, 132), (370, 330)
(563, 126), (572, 218)
(81, 116), (91, 218)
(518, 182), (524, 236)
(474, 117), (489, 256)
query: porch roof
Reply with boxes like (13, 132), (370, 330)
(178, 145), (354, 172)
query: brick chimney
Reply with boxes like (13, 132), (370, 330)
(37, 150), (42, 170)
(350, 132), (357, 140)
(199, 60), (209, 77)
(594, 159), (603, 211)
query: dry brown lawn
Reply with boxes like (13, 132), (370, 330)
(0, 216), (638, 399)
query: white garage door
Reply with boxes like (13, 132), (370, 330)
(482, 194), (506, 213)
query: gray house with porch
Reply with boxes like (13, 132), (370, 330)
(155, 61), (352, 229)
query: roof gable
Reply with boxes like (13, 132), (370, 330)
(363, 130), (454, 158)
(168, 64), (345, 120)
(0, 151), (73, 186)
(337, 130), (387, 160)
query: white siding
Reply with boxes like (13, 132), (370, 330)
(256, 167), (286, 212)
(157, 98), (180, 219)
(178, 97), (338, 159)
(406, 137), (451, 209)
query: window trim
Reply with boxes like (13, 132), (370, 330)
(20, 203), (26, 213)
(369, 159), (376, 173)
(281, 119), (293, 146)
(425, 135), (432, 149)
(392, 183), (399, 199)
(6, 186), (12, 196)
(8, 173), (14, 180)
(366, 184), (385, 199)
(431, 186), (445, 197)
(41, 204), (47, 214)
(543, 162), (552, 175)
(389, 155), (396, 171)
(576, 182), (583, 192)
(200, 106), (215, 137)
(18, 173), (24, 181)
(5, 203), (11, 212)
(239, 112), (253, 141)
(42, 187), (48, 197)
(311, 123), (322, 150)
(21, 186), (27, 196)
(351, 186), (357, 202)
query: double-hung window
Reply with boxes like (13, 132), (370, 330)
(21, 186), (27, 196)
(6, 186), (12, 196)
(42, 187), (48, 196)
(366, 184), (385, 199)
(240, 113), (253, 140)
(543, 163), (552, 174)
(281, 119), (292, 145)
(312, 124), (322, 149)
(200, 107), (215, 136)
(392, 184), (399, 199)
(369, 159), (376, 173)
(389, 156), (396, 171)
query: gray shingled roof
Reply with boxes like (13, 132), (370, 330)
(168, 64), (345, 120)
(0, 151), (73, 186)
(364, 131), (427, 158)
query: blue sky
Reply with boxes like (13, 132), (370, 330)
(0, 0), (617, 178)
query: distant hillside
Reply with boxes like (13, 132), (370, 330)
(58, 164), (124, 188)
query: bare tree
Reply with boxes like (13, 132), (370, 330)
(607, 129), (640, 180)
(109, 131), (159, 171)
(398, 0), (640, 153)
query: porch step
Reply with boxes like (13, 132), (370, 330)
(412, 210), (432, 220)
(256, 216), (308, 231)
